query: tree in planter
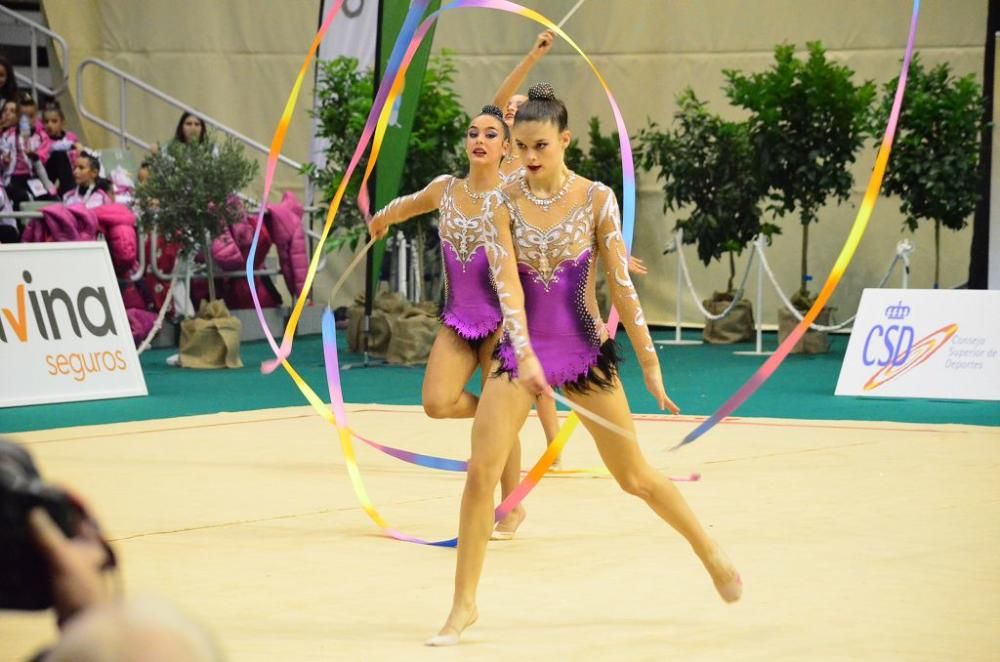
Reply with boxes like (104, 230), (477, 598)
(724, 42), (875, 308)
(136, 137), (259, 302)
(306, 51), (469, 299)
(875, 55), (985, 287)
(638, 90), (777, 342)
(639, 90), (775, 292)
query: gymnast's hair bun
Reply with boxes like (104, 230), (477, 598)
(528, 82), (556, 101)
(480, 104), (505, 122)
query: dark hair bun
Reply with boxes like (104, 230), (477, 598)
(528, 82), (556, 101)
(480, 104), (504, 123)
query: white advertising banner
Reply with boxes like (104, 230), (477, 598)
(835, 289), (1000, 401)
(310, 0), (379, 169)
(0, 242), (148, 407)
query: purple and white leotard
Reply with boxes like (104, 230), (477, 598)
(483, 176), (657, 392)
(436, 176), (503, 343)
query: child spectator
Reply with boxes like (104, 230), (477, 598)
(63, 150), (113, 209)
(18, 91), (41, 127)
(42, 102), (78, 195)
(0, 55), (16, 108)
(0, 99), (17, 184)
(0, 181), (16, 243)
(1, 94), (54, 209)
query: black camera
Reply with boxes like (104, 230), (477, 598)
(0, 439), (89, 610)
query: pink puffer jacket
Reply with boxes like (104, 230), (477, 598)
(265, 191), (308, 298)
(93, 203), (138, 277)
(22, 204), (99, 242)
(211, 219), (272, 272)
(209, 218), (279, 310)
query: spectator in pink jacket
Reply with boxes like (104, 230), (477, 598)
(0, 92), (54, 209)
(62, 151), (114, 209)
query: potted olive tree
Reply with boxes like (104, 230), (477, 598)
(876, 55), (985, 288)
(136, 136), (259, 367)
(638, 90), (776, 343)
(724, 42), (874, 352)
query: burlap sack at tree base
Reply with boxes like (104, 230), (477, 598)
(702, 292), (755, 344)
(387, 308), (440, 365)
(347, 290), (441, 362)
(777, 306), (834, 354)
(178, 299), (243, 369)
(347, 305), (391, 355)
(346, 291), (412, 356)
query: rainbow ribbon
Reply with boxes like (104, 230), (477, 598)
(677, 0), (921, 448)
(246, 0), (669, 545)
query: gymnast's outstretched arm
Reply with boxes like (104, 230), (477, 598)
(368, 174), (450, 239)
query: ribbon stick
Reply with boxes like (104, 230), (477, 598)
(557, 0), (587, 28)
(677, 0), (921, 449)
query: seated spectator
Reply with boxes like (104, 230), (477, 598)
(19, 91), (42, 128)
(174, 112), (207, 146)
(42, 102), (78, 196)
(1, 98), (19, 183)
(0, 54), (16, 109)
(0, 181), (16, 243)
(1, 94), (54, 209)
(63, 150), (114, 209)
(151, 112), (214, 156)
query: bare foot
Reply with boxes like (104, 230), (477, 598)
(703, 547), (742, 603)
(426, 604), (478, 646)
(491, 506), (526, 541)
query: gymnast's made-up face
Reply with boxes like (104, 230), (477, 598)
(504, 94), (527, 127)
(512, 120), (571, 180)
(465, 115), (508, 166)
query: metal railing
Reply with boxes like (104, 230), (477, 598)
(0, 5), (70, 99)
(75, 58), (302, 173)
(73, 58), (328, 269)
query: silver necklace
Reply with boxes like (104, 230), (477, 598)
(462, 178), (494, 200)
(520, 171), (576, 212)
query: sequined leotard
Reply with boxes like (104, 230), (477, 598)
(482, 176), (657, 392)
(371, 174), (502, 346)
(436, 176), (503, 342)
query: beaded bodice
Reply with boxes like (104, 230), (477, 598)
(482, 174), (658, 370)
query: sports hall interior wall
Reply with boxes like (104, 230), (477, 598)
(42, 0), (988, 324)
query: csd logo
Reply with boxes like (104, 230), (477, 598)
(862, 325), (915, 367)
(863, 323), (959, 391)
(861, 302), (914, 367)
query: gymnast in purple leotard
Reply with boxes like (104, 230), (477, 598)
(427, 83), (741, 647)
(368, 105), (557, 539)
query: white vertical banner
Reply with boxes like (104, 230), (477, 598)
(310, 0), (379, 169)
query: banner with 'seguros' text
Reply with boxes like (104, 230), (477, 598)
(0, 243), (148, 407)
(835, 288), (1000, 401)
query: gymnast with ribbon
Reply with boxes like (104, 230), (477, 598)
(426, 82), (741, 647)
(367, 104), (557, 540)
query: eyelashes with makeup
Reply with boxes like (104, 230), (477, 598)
(468, 130), (501, 140)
